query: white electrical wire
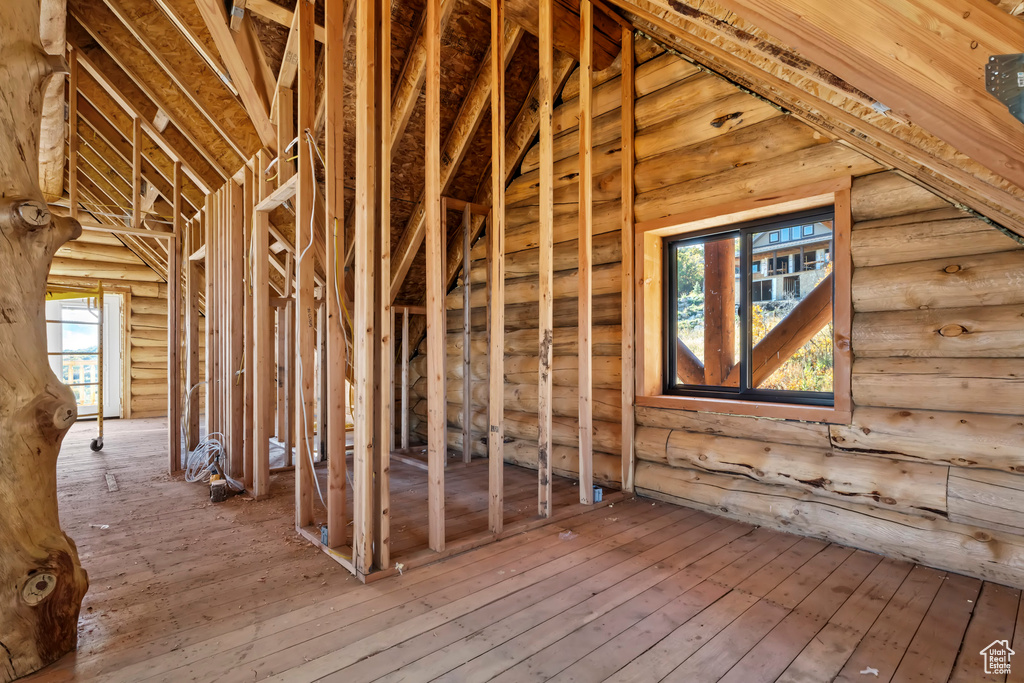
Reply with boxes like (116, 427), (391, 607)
(295, 130), (327, 508)
(181, 381), (244, 492)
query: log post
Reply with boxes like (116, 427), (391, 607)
(0, 1), (90, 679)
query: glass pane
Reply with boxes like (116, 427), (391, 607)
(749, 221), (834, 392)
(673, 235), (740, 387)
(61, 301), (100, 416)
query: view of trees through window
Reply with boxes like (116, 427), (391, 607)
(667, 211), (835, 403)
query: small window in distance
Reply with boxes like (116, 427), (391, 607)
(752, 280), (772, 302)
(803, 224), (814, 236)
(664, 208), (835, 405)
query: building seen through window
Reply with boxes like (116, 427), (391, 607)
(665, 208), (835, 405)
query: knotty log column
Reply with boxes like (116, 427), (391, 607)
(0, 1), (89, 678)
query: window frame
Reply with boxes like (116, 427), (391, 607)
(662, 207), (836, 407)
(634, 177), (852, 424)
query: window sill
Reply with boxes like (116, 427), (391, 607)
(635, 394), (851, 425)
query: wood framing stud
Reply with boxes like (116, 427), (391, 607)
(488, 0), (506, 534)
(577, 0), (594, 505)
(537, 0), (554, 518)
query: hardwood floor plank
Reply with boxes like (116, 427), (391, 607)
(24, 417), (1020, 683)
(330, 515), (748, 683)
(661, 545), (872, 683)
(490, 531), (804, 683)
(717, 550), (883, 683)
(891, 573), (982, 683)
(148, 503), (686, 681)
(776, 557), (914, 683)
(835, 565), (948, 683)
(602, 538), (833, 683)
(951, 582), (1019, 683)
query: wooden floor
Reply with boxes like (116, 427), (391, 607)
(25, 418), (1024, 682)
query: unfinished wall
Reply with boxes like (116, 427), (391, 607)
(407, 37), (674, 485)
(414, 38), (1024, 587)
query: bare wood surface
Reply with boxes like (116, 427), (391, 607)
(0, 2), (88, 677)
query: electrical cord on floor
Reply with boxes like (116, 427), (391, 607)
(181, 381), (244, 492)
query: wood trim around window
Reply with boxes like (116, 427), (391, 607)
(634, 177), (853, 424)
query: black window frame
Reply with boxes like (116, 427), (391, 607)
(663, 207), (836, 407)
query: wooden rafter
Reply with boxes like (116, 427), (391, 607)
(712, 0), (1024, 191)
(247, 0), (328, 42)
(68, 9), (236, 180)
(194, 0), (278, 152)
(474, 0), (621, 70)
(73, 43), (220, 193)
(89, 0), (260, 161)
(389, 21), (525, 302)
(606, 0), (1024, 237)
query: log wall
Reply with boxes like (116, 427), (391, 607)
(408, 39), (1024, 587)
(50, 230), (205, 420)
(635, 169), (1024, 587)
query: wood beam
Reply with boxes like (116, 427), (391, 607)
(325, 0), (348, 551)
(402, 307), (411, 450)
(488, 0), (506, 535)
(247, 0), (327, 42)
(425, 0), (445, 553)
(39, 0), (67, 202)
(167, 162), (182, 474)
(537, 0), (554, 518)
(194, 0), (278, 152)
(620, 25), (635, 493)
(461, 204), (472, 466)
(577, 0), (594, 505)
(473, 0), (621, 70)
(69, 49), (80, 220)
(703, 237), (736, 385)
(711, 0), (1024, 192)
(675, 337), (705, 384)
(749, 272), (832, 387)
(131, 116), (142, 230)
(185, 217), (201, 450)
(376, 0), (393, 572)
(253, 151), (272, 499)
(294, 0), (316, 532)
(353, 0), (379, 576)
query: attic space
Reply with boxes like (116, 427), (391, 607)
(3, 0), (1024, 681)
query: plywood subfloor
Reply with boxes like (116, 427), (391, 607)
(26, 417), (1024, 682)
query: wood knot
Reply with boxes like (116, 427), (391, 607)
(943, 264), (962, 274)
(698, 454), (707, 461)
(974, 531), (993, 542)
(938, 324), (967, 337)
(882, 497), (897, 505)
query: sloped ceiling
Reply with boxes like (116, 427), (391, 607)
(46, 0), (1024, 302)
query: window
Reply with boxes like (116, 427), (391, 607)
(663, 208), (835, 407)
(768, 231), (779, 243)
(803, 224), (814, 237)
